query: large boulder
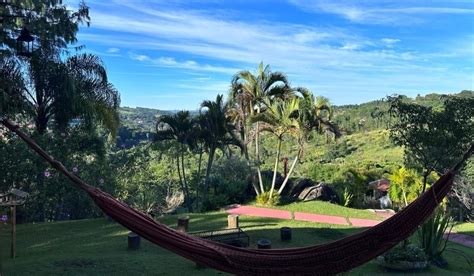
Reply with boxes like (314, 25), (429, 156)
(289, 178), (316, 198)
(298, 182), (340, 204)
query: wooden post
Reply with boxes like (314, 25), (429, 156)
(227, 215), (239, 229)
(11, 205), (16, 258)
(280, 227), (292, 241)
(177, 216), (189, 232)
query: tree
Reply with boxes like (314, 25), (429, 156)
(387, 94), (474, 192)
(230, 62), (291, 194)
(199, 94), (243, 194)
(154, 111), (196, 212)
(277, 88), (340, 194)
(251, 97), (300, 199)
(1, 50), (120, 136)
(0, 0), (90, 57)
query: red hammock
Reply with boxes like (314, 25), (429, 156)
(1, 119), (472, 275)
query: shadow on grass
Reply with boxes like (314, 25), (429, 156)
(2, 217), (473, 275)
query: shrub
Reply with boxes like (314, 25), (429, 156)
(383, 243), (428, 263)
(256, 191), (280, 206)
(200, 194), (230, 211)
(342, 187), (353, 207)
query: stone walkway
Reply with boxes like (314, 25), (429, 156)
(225, 204), (474, 248)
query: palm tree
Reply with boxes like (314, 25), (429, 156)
(155, 111), (196, 212)
(200, 94), (243, 194)
(230, 62), (291, 194)
(251, 97), (300, 200)
(277, 89), (341, 194)
(1, 50), (120, 136)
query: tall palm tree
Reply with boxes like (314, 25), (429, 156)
(251, 97), (300, 200)
(230, 62), (291, 194)
(155, 111), (196, 212)
(1, 50), (120, 136)
(277, 88), (341, 194)
(200, 94), (243, 194)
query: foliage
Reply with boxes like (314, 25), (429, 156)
(387, 94), (474, 191)
(199, 94), (243, 193)
(256, 191), (280, 206)
(210, 156), (252, 204)
(382, 243), (428, 263)
(342, 187), (354, 207)
(388, 167), (431, 207)
(417, 208), (453, 265)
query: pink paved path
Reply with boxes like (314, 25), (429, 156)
(294, 212), (348, 225)
(224, 205), (474, 248)
(226, 205), (292, 220)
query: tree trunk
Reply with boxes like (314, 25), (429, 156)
(278, 149), (301, 194)
(195, 150), (203, 210)
(204, 147), (215, 193)
(269, 139), (282, 199)
(422, 170), (429, 193)
(180, 150), (193, 212)
(255, 123), (264, 194)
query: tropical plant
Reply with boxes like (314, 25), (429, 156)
(251, 97), (299, 200)
(417, 208), (453, 266)
(389, 167), (425, 207)
(199, 94), (243, 194)
(154, 111), (196, 211)
(342, 187), (354, 207)
(277, 88), (340, 194)
(230, 62), (291, 195)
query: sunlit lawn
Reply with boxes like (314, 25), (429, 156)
(1, 212), (473, 275)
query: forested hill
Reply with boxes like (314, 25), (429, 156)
(117, 91), (473, 147)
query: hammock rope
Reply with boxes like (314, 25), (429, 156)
(1, 118), (472, 276)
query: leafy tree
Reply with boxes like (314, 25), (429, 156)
(199, 94), (243, 194)
(387, 94), (474, 192)
(154, 111), (196, 211)
(229, 62), (291, 194)
(389, 167), (425, 207)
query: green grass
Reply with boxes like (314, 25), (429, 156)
(454, 222), (474, 237)
(267, 200), (383, 220)
(1, 213), (473, 275)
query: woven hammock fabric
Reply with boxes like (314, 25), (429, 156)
(0, 119), (461, 275)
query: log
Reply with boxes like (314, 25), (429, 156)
(177, 216), (189, 232)
(227, 215), (239, 229)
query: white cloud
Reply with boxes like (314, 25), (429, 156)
(76, 0), (473, 108)
(106, 47), (120, 53)
(288, 0), (474, 25)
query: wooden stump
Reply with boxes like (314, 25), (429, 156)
(128, 232), (141, 250)
(177, 216), (189, 232)
(257, 239), (271, 249)
(280, 227), (292, 241)
(227, 215), (239, 229)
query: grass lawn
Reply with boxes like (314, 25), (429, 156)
(1, 212), (473, 275)
(454, 222), (474, 237)
(271, 200), (383, 220)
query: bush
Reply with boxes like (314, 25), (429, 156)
(256, 191), (280, 206)
(200, 193), (230, 211)
(383, 243), (428, 263)
(210, 157), (252, 203)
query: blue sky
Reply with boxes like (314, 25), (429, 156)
(68, 0), (473, 110)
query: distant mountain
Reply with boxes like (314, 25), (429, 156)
(116, 91), (473, 147)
